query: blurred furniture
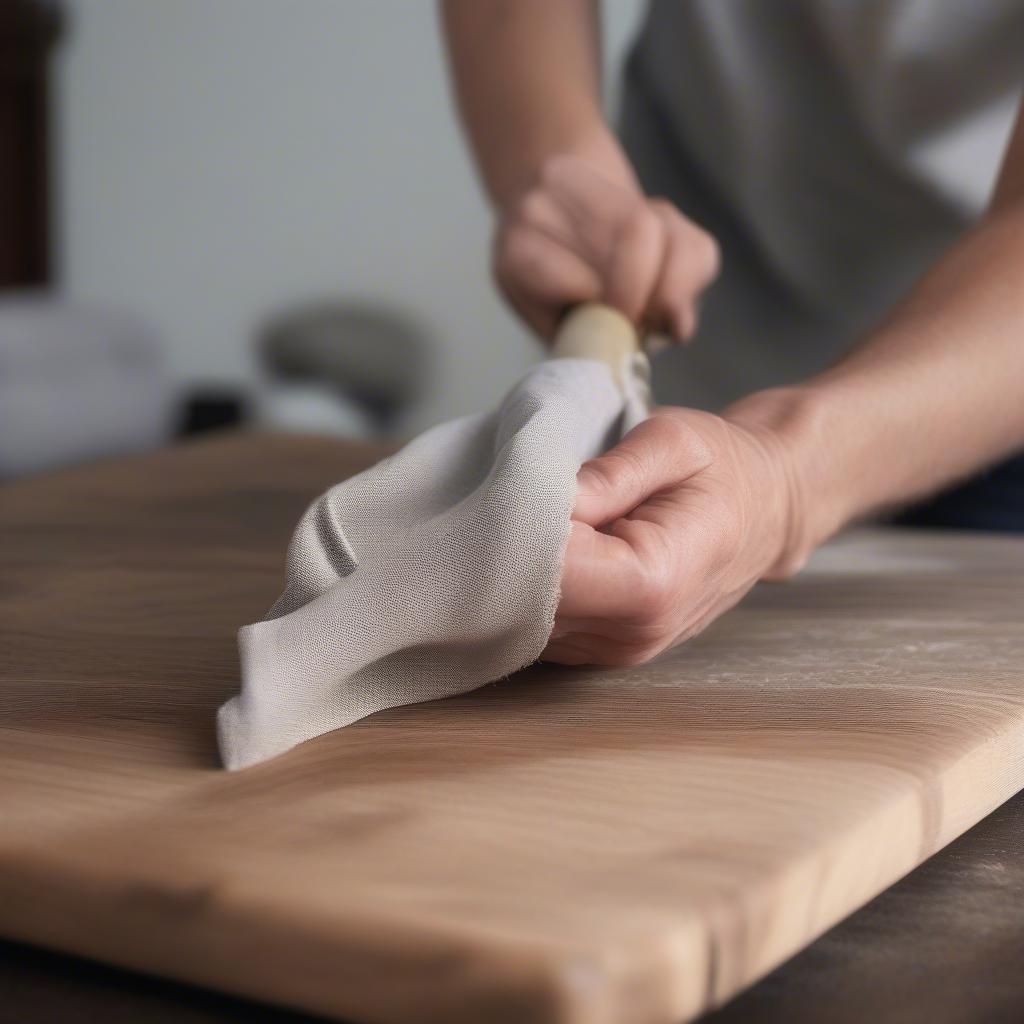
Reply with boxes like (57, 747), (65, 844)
(0, 2), (178, 478)
(0, 295), (176, 478)
(256, 302), (431, 437)
(178, 388), (249, 438)
(0, 0), (61, 287)
(2, 434), (1024, 1024)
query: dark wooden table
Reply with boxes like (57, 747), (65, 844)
(2, 782), (1023, 1024)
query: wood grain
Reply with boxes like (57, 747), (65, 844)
(2, 433), (1024, 1024)
(4, 785), (1024, 1024)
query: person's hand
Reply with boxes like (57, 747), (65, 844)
(494, 154), (720, 342)
(543, 403), (813, 666)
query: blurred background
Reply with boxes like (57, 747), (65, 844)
(0, 0), (644, 479)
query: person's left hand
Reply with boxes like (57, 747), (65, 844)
(543, 403), (811, 666)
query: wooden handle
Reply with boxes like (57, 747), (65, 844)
(550, 303), (651, 410)
(550, 303), (640, 366)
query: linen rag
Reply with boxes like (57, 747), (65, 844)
(218, 332), (649, 770)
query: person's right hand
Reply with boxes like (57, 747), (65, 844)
(494, 154), (721, 342)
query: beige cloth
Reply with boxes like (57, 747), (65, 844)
(218, 357), (647, 770)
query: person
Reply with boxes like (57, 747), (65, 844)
(441, 0), (1024, 667)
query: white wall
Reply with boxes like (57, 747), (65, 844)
(55, 1), (644, 432)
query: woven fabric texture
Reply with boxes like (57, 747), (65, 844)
(218, 357), (645, 769)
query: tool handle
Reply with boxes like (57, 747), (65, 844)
(550, 303), (640, 366)
(550, 303), (651, 411)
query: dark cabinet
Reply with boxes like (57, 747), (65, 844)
(0, 0), (61, 287)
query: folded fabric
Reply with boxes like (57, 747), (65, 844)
(218, 352), (648, 770)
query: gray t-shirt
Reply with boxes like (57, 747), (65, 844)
(622, 0), (1024, 409)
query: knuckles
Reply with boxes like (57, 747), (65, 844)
(615, 202), (664, 257)
(647, 412), (717, 472)
(516, 187), (549, 230)
(499, 177), (722, 335)
(690, 226), (721, 284)
(630, 559), (677, 628)
(650, 197), (722, 283)
(493, 221), (540, 282)
(579, 445), (647, 496)
(538, 153), (581, 191)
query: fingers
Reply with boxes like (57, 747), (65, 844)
(546, 507), (748, 667)
(605, 206), (667, 324)
(540, 158), (666, 323)
(645, 199), (721, 342)
(573, 413), (714, 527)
(493, 155), (721, 345)
(544, 518), (671, 666)
(551, 410), (723, 667)
(540, 163), (718, 337)
(545, 400), (805, 669)
(548, 512), (712, 667)
(555, 520), (648, 621)
(543, 573), (747, 667)
(494, 220), (602, 339)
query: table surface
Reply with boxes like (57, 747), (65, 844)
(3, 783), (1023, 1024)
(3, 433), (1024, 1024)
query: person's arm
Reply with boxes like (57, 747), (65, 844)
(757, 105), (1024, 547)
(441, 0), (622, 208)
(544, 104), (1024, 667)
(440, 0), (719, 340)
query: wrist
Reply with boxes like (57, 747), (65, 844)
(495, 125), (638, 214)
(723, 385), (853, 576)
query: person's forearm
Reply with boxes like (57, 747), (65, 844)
(440, 0), (634, 208)
(728, 107), (1024, 564)
(728, 189), (1024, 565)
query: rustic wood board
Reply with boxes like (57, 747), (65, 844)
(3, 433), (1024, 1024)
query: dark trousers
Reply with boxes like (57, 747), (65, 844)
(895, 454), (1024, 533)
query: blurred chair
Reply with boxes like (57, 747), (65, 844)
(0, 294), (178, 478)
(254, 302), (431, 438)
(0, 6), (178, 478)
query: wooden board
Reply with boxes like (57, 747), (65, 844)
(5, 787), (1024, 1024)
(3, 433), (1024, 1024)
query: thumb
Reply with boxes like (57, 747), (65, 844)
(574, 413), (713, 527)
